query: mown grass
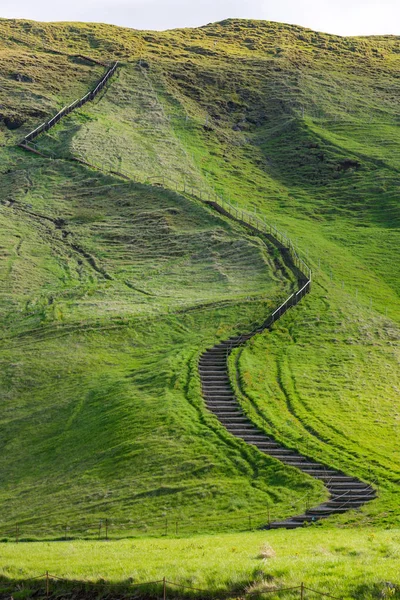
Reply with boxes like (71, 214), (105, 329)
(0, 529), (399, 599)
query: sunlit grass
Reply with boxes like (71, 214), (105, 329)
(0, 529), (399, 598)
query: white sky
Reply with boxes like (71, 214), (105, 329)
(0, 0), (399, 36)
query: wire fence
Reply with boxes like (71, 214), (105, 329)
(19, 61), (118, 145)
(0, 498), (318, 542)
(17, 59), (311, 294)
(3, 572), (343, 600)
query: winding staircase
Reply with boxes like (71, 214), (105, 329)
(18, 58), (377, 529)
(198, 221), (376, 528)
(200, 338), (376, 528)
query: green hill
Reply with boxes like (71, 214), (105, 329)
(0, 17), (399, 537)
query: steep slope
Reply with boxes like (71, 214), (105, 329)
(0, 18), (399, 531)
(0, 57), (327, 535)
(40, 21), (399, 524)
(18, 60), (377, 529)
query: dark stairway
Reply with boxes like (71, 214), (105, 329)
(199, 336), (376, 529)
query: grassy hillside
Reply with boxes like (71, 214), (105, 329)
(2, 146), (321, 534)
(0, 16), (399, 537)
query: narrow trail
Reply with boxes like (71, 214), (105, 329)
(18, 60), (377, 528)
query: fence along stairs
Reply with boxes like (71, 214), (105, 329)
(199, 205), (376, 528)
(18, 61), (376, 529)
(19, 60), (118, 147)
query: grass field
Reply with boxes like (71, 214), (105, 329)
(0, 529), (399, 598)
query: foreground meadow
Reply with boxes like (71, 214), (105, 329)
(0, 528), (399, 598)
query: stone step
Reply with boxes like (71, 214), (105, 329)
(251, 440), (284, 447)
(290, 514), (316, 523)
(206, 406), (237, 412)
(284, 460), (318, 467)
(238, 434), (271, 441)
(231, 430), (262, 437)
(203, 388), (233, 394)
(327, 499), (369, 507)
(217, 415), (248, 421)
(307, 506), (352, 515)
(201, 361), (227, 365)
(253, 446), (294, 454)
(226, 425), (259, 433)
(294, 469), (338, 476)
(205, 394), (234, 400)
(252, 444), (285, 451)
(206, 399), (235, 405)
(199, 358), (227, 363)
(199, 370), (227, 376)
(330, 488), (375, 497)
(327, 481), (372, 487)
(208, 346), (230, 351)
(317, 475), (361, 482)
(200, 372), (229, 377)
(210, 410), (243, 416)
(276, 455), (313, 463)
(219, 419), (251, 426)
(268, 521), (301, 529)
(206, 401), (236, 407)
(330, 489), (375, 497)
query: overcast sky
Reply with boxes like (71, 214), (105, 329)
(0, 0), (399, 36)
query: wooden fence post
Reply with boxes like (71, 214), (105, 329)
(163, 576), (166, 600)
(300, 582), (304, 600)
(46, 571), (49, 598)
